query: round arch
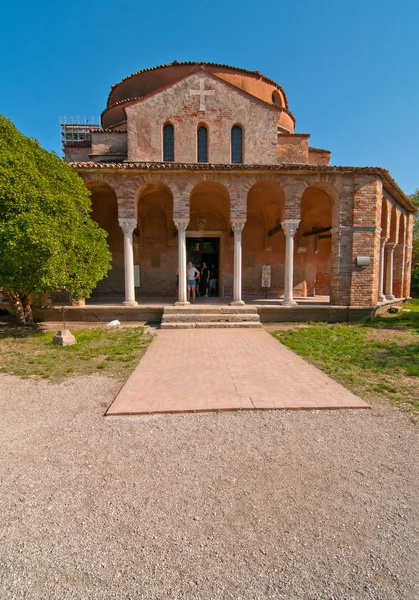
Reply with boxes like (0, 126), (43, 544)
(244, 180), (285, 296)
(188, 180), (231, 297)
(299, 183), (335, 298)
(389, 205), (398, 242)
(381, 198), (389, 238)
(135, 181), (176, 297)
(85, 179), (124, 299)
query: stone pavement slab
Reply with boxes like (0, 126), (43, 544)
(106, 329), (369, 415)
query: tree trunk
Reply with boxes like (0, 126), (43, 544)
(22, 295), (34, 325)
(5, 292), (33, 325)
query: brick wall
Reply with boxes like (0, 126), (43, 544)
(308, 148), (331, 166)
(91, 131), (127, 160)
(64, 146), (91, 161)
(77, 170), (414, 307)
(125, 73), (280, 165)
(349, 177), (382, 306)
(277, 134), (310, 164)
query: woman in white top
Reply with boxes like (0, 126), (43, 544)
(187, 262), (200, 302)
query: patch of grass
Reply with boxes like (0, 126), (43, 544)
(272, 300), (419, 420)
(0, 326), (152, 382)
(372, 298), (419, 330)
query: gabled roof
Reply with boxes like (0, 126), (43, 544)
(102, 61), (291, 129)
(117, 70), (296, 124)
(110, 61), (288, 105)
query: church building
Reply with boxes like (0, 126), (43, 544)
(64, 61), (415, 312)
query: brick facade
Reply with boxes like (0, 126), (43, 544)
(64, 62), (416, 307)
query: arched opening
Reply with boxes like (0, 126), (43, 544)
(244, 180), (285, 296)
(197, 125), (208, 163)
(381, 198), (389, 237)
(86, 180), (122, 299)
(299, 184), (334, 298)
(189, 181), (230, 297)
(136, 181), (174, 297)
(393, 212), (406, 298)
(384, 205), (398, 298)
(231, 125), (243, 164)
(388, 205), (398, 243)
(272, 90), (283, 107)
(163, 123), (174, 162)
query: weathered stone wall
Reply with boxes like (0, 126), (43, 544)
(125, 73), (280, 165)
(277, 134), (309, 164)
(91, 132), (127, 160)
(308, 148), (331, 166)
(64, 146), (91, 162)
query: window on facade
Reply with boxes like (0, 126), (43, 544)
(231, 125), (243, 164)
(163, 123), (174, 162)
(272, 90), (282, 106)
(197, 126), (208, 163)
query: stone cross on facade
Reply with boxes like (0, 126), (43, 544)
(190, 79), (215, 112)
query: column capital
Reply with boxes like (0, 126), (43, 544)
(385, 241), (397, 253)
(231, 221), (245, 234)
(174, 219), (189, 232)
(281, 219), (300, 237)
(118, 218), (137, 235)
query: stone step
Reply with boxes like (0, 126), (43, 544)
(162, 313), (260, 323)
(160, 321), (262, 329)
(163, 306), (258, 315)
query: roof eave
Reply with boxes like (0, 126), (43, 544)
(69, 162), (416, 213)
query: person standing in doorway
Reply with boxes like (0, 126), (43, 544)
(187, 262), (200, 302)
(201, 262), (210, 297)
(209, 263), (218, 296)
(195, 263), (201, 297)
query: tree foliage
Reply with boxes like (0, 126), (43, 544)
(409, 189), (419, 294)
(0, 115), (111, 323)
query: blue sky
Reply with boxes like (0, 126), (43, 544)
(1, 0), (418, 193)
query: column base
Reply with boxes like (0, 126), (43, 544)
(385, 295), (395, 301)
(283, 300), (298, 307)
(122, 300), (138, 307)
(230, 300), (245, 306)
(175, 300), (190, 306)
(378, 294), (386, 303)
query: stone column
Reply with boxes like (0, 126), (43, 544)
(174, 219), (189, 305)
(281, 220), (300, 306)
(231, 222), (245, 306)
(378, 236), (388, 302)
(385, 242), (397, 301)
(119, 218), (138, 306)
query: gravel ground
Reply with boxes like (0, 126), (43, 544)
(0, 373), (418, 600)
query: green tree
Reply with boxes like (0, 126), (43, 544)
(0, 116), (111, 324)
(409, 189), (419, 294)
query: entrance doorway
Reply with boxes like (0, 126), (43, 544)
(186, 237), (220, 297)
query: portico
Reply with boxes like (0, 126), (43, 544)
(62, 61), (415, 317)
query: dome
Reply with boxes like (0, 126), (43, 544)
(101, 61), (294, 131)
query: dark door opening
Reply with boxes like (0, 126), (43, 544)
(186, 237), (220, 297)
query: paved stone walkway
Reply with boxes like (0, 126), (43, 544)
(107, 329), (369, 415)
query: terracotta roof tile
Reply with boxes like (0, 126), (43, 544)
(89, 128), (126, 133)
(64, 141), (91, 148)
(110, 61), (287, 103)
(309, 147), (331, 153)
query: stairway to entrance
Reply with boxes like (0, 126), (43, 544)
(160, 305), (262, 329)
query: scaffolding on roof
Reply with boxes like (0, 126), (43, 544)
(59, 117), (100, 153)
